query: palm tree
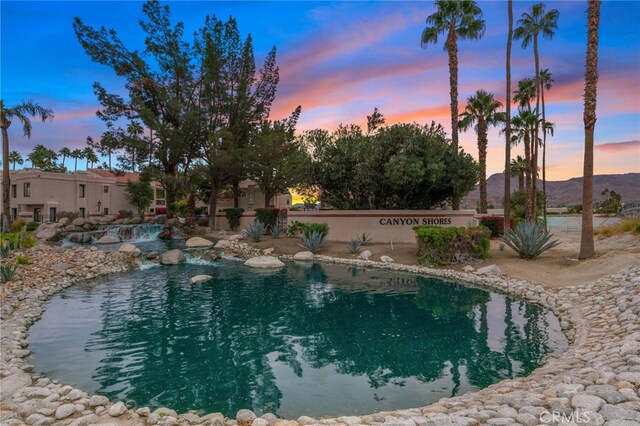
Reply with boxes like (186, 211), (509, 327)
(421, 0), (485, 209)
(514, 2), (560, 219)
(513, 79), (537, 222)
(58, 147), (71, 170)
(0, 99), (54, 226)
(71, 149), (84, 171)
(539, 68), (554, 225)
(504, 0), (514, 231)
(459, 90), (504, 213)
(579, 0), (600, 260)
(9, 151), (23, 170)
(84, 147), (99, 169)
(509, 156), (527, 192)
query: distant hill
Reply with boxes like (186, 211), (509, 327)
(463, 173), (640, 208)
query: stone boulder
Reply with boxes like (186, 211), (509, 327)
(358, 250), (372, 260)
(130, 217), (143, 225)
(68, 232), (92, 244)
(190, 275), (213, 284)
(96, 215), (117, 224)
(58, 217), (70, 226)
(35, 224), (62, 242)
(463, 265), (475, 273)
(71, 217), (86, 226)
(118, 243), (141, 257)
(166, 218), (179, 227)
(229, 234), (245, 241)
(477, 264), (503, 275)
(380, 255), (394, 263)
(96, 235), (121, 244)
(293, 251), (314, 261)
(158, 228), (173, 240)
(215, 240), (231, 249)
(147, 251), (158, 260)
(186, 237), (214, 248)
(159, 249), (186, 265)
(244, 256), (285, 269)
(201, 251), (222, 262)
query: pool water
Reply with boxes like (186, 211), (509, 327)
(28, 260), (567, 418)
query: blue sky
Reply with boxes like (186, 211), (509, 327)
(2, 0), (639, 179)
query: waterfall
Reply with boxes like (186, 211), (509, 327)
(104, 224), (166, 242)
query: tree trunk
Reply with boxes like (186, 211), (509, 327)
(503, 0), (513, 231)
(532, 36), (541, 221)
(2, 126), (11, 228)
(208, 181), (219, 230)
(165, 185), (176, 219)
(447, 23), (460, 210)
(232, 180), (240, 208)
(541, 85), (548, 228)
(185, 193), (196, 227)
(524, 131), (534, 222)
(478, 120), (488, 214)
(579, 0), (600, 259)
(518, 174), (524, 192)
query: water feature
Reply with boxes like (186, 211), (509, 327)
(63, 223), (180, 250)
(28, 261), (567, 418)
(103, 223), (166, 242)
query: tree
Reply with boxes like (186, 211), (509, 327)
(58, 147), (71, 169)
(514, 2), (559, 219)
(27, 144), (58, 171)
(579, 0), (600, 259)
(9, 151), (23, 170)
(0, 99), (54, 225)
(512, 78), (538, 222)
(125, 176), (154, 219)
(83, 147), (99, 169)
(366, 107), (385, 135)
(421, 0), (485, 210)
(509, 156), (527, 192)
(458, 89), (504, 213)
(504, 0), (513, 230)
(70, 149), (84, 171)
(539, 68), (554, 225)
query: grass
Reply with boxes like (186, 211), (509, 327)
(594, 217), (640, 238)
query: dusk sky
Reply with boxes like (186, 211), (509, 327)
(2, 1), (639, 180)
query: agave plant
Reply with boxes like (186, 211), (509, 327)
(299, 231), (326, 253)
(246, 220), (266, 242)
(502, 222), (560, 259)
(0, 262), (17, 283)
(0, 244), (10, 259)
(347, 240), (361, 254)
(270, 223), (283, 239)
(355, 232), (373, 245)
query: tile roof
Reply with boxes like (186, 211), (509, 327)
(88, 169), (140, 184)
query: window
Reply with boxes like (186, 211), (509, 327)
(11, 185), (16, 198)
(103, 186), (109, 193)
(11, 208), (17, 220)
(24, 183), (31, 197)
(79, 208), (85, 218)
(103, 208), (109, 215)
(33, 208), (41, 222)
(79, 184), (86, 198)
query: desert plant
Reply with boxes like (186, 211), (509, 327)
(2, 231), (36, 249)
(502, 222), (560, 259)
(355, 232), (373, 245)
(299, 231), (326, 253)
(414, 225), (491, 266)
(0, 244), (10, 259)
(594, 217), (640, 238)
(255, 208), (280, 231)
(270, 223), (283, 239)
(347, 240), (361, 253)
(15, 255), (32, 265)
(0, 262), (17, 283)
(26, 221), (39, 232)
(10, 219), (26, 233)
(223, 208), (244, 231)
(246, 220), (266, 242)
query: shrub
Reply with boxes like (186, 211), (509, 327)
(594, 217), (640, 238)
(2, 232), (36, 249)
(255, 208), (280, 231)
(0, 244), (10, 259)
(246, 220), (266, 242)
(58, 211), (79, 222)
(414, 226), (491, 266)
(355, 232), (373, 245)
(0, 262), (17, 283)
(347, 240), (361, 253)
(510, 189), (544, 220)
(224, 208), (244, 231)
(10, 219), (26, 233)
(286, 221), (329, 238)
(567, 204), (583, 214)
(26, 221), (39, 232)
(299, 231), (326, 253)
(502, 222), (560, 259)
(270, 223), (283, 239)
(479, 216), (515, 238)
(119, 210), (134, 219)
(16, 255), (32, 265)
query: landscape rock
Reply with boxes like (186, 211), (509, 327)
(108, 401), (126, 417)
(185, 237), (214, 248)
(244, 256), (285, 269)
(96, 235), (121, 244)
(118, 243), (141, 256)
(88, 395), (109, 407)
(190, 275), (213, 284)
(380, 255), (394, 263)
(215, 240), (231, 249)
(55, 404), (76, 420)
(58, 217), (70, 225)
(158, 249), (186, 265)
(293, 251), (314, 261)
(71, 218), (86, 227)
(237, 409), (257, 426)
(201, 251), (221, 262)
(463, 265), (475, 273)
(477, 264), (503, 275)
(35, 225), (62, 242)
(147, 251), (158, 260)
(158, 228), (173, 239)
(358, 250), (372, 260)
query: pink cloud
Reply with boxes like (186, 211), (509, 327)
(595, 140), (640, 153)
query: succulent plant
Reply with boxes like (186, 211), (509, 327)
(299, 231), (326, 253)
(246, 220), (266, 242)
(270, 223), (283, 239)
(355, 232), (373, 245)
(347, 240), (362, 253)
(502, 222), (560, 259)
(0, 262), (17, 283)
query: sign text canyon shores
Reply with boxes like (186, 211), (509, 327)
(379, 217), (453, 226)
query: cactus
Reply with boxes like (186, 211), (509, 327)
(347, 240), (362, 253)
(299, 231), (326, 253)
(0, 262), (17, 283)
(502, 222), (560, 259)
(355, 232), (373, 245)
(246, 220), (266, 242)
(270, 223), (283, 239)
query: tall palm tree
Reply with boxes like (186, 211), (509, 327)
(58, 147), (71, 170)
(509, 156), (527, 192)
(504, 0), (514, 231)
(0, 99), (54, 226)
(509, 109), (540, 221)
(514, 2), (559, 219)
(421, 0), (485, 209)
(459, 90), (504, 213)
(71, 149), (84, 171)
(539, 68), (554, 225)
(83, 147), (99, 169)
(579, 0), (600, 259)
(9, 151), (23, 170)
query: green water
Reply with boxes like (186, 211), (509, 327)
(28, 260), (566, 418)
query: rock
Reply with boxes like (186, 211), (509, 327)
(166, 218), (179, 227)
(260, 413), (278, 425)
(108, 401), (126, 417)
(293, 251), (314, 261)
(158, 228), (173, 239)
(185, 237), (214, 248)
(237, 409), (257, 426)
(96, 235), (121, 244)
(190, 275), (213, 284)
(35, 224), (62, 242)
(297, 417), (317, 425)
(153, 407), (178, 418)
(380, 255), (394, 263)
(617, 372), (640, 384)
(263, 248), (275, 254)
(88, 395), (109, 407)
(158, 249), (186, 265)
(215, 240), (231, 249)
(477, 264), (503, 275)
(463, 265), (475, 273)
(118, 243), (141, 256)
(55, 404), (76, 420)
(147, 251), (158, 260)
(244, 256), (285, 269)
(252, 419), (270, 426)
(201, 251), (221, 262)
(71, 218), (86, 226)
(51, 263), (73, 270)
(58, 217), (70, 225)
(359, 250), (372, 260)
(229, 234), (245, 241)
(136, 407), (151, 417)
(571, 394), (606, 412)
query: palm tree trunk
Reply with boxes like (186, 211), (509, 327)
(518, 174), (524, 191)
(478, 120), (488, 214)
(532, 36), (541, 221)
(74, 158), (78, 171)
(208, 181), (219, 230)
(447, 24), (460, 210)
(186, 193), (196, 227)
(108, 147), (112, 170)
(541, 85), (548, 228)
(2, 127), (12, 227)
(579, 0), (600, 259)
(524, 131), (534, 222)
(504, 0), (513, 231)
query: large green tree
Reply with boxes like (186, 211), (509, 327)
(125, 176), (155, 219)
(9, 151), (23, 170)
(579, 0), (600, 259)
(27, 144), (59, 171)
(421, 0), (485, 210)
(58, 147), (71, 169)
(0, 99), (54, 226)
(459, 90), (504, 213)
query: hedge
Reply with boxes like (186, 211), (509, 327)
(286, 221), (329, 238)
(414, 225), (491, 266)
(224, 208), (244, 231)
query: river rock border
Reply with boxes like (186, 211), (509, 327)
(1, 243), (639, 426)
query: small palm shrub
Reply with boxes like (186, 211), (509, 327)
(502, 222), (560, 259)
(0, 262), (17, 283)
(270, 223), (283, 239)
(299, 231), (326, 253)
(246, 220), (266, 242)
(355, 232), (373, 245)
(347, 240), (361, 253)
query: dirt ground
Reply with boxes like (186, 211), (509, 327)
(245, 230), (640, 289)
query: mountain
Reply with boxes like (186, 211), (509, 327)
(463, 173), (640, 208)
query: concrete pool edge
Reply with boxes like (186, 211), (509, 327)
(1, 244), (638, 425)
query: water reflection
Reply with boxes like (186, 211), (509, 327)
(28, 261), (566, 418)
